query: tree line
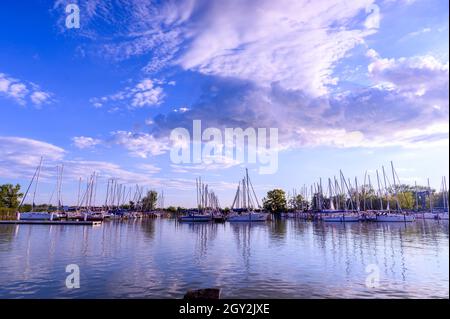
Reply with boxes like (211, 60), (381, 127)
(1, 183), (448, 216)
(262, 184), (449, 213)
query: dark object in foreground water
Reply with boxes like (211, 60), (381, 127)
(184, 288), (221, 299)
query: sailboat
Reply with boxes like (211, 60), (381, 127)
(18, 158), (57, 221)
(416, 179), (437, 219)
(179, 178), (214, 222)
(322, 173), (359, 222)
(436, 176), (449, 220)
(70, 172), (104, 221)
(228, 169), (268, 222)
(375, 162), (415, 222)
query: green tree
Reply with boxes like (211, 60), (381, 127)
(289, 194), (309, 210)
(0, 184), (23, 209)
(398, 192), (415, 210)
(141, 190), (158, 211)
(263, 189), (287, 213)
(166, 206), (177, 213)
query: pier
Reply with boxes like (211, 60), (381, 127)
(0, 220), (102, 226)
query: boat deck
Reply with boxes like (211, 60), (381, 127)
(0, 220), (102, 226)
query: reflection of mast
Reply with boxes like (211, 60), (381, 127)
(231, 224), (252, 271)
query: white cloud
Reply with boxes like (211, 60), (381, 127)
(30, 91), (52, 106)
(59, 0), (382, 96)
(110, 131), (170, 158)
(0, 136), (188, 198)
(72, 136), (102, 149)
(0, 136), (65, 179)
(367, 50), (449, 98)
(90, 78), (165, 109)
(173, 107), (189, 113)
(0, 72), (53, 107)
(171, 154), (241, 173)
(137, 163), (161, 174)
(176, 0), (378, 96)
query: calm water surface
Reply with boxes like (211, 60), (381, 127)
(0, 219), (448, 298)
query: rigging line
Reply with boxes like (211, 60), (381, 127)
(248, 176), (261, 209)
(18, 164), (39, 208)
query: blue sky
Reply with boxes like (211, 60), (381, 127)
(0, 0), (448, 207)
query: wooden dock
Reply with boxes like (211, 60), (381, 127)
(0, 220), (102, 226)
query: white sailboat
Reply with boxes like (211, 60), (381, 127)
(18, 158), (56, 221)
(375, 162), (415, 222)
(179, 177), (215, 222)
(228, 169), (268, 222)
(322, 173), (359, 222)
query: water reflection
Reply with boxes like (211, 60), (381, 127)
(0, 219), (447, 298)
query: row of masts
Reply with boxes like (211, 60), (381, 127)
(196, 177), (220, 212)
(231, 168), (261, 210)
(288, 161), (448, 212)
(17, 158), (448, 213)
(76, 175), (151, 211)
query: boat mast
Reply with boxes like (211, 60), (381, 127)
(381, 166), (390, 212)
(328, 178), (335, 210)
(390, 161), (401, 212)
(18, 160), (40, 209)
(444, 176), (448, 213)
(363, 171), (367, 211)
(368, 174), (373, 210)
(57, 164), (64, 211)
(355, 177), (360, 212)
(334, 177), (340, 210)
(428, 178), (433, 214)
(414, 181), (418, 212)
(32, 157), (43, 211)
(105, 179), (110, 210)
(339, 170), (354, 211)
(376, 170), (383, 210)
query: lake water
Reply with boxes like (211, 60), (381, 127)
(0, 219), (448, 298)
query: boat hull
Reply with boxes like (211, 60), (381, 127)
(179, 215), (212, 222)
(322, 216), (360, 222)
(228, 212), (268, 222)
(415, 212), (437, 219)
(19, 212), (54, 221)
(376, 214), (415, 222)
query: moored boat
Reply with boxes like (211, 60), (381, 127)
(414, 212), (436, 219)
(228, 169), (266, 222)
(228, 212), (268, 222)
(179, 214), (212, 222)
(322, 214), (360, 222)
(436, 212), (449, 220)
(375, 213), (415, 222)
(18, 212), (56, 221)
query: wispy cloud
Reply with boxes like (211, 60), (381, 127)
(0, 136), (193, 193)
(148, 49), (448, 151)
(52, 0), (448, 153)
(71, 131), (170, 158)
(55, 0), (382, 96)
(72, 136), (102, 149)
(109, 131), (170, 157)
(90, 78), (165, 109)
(0, 72), (53, 107)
